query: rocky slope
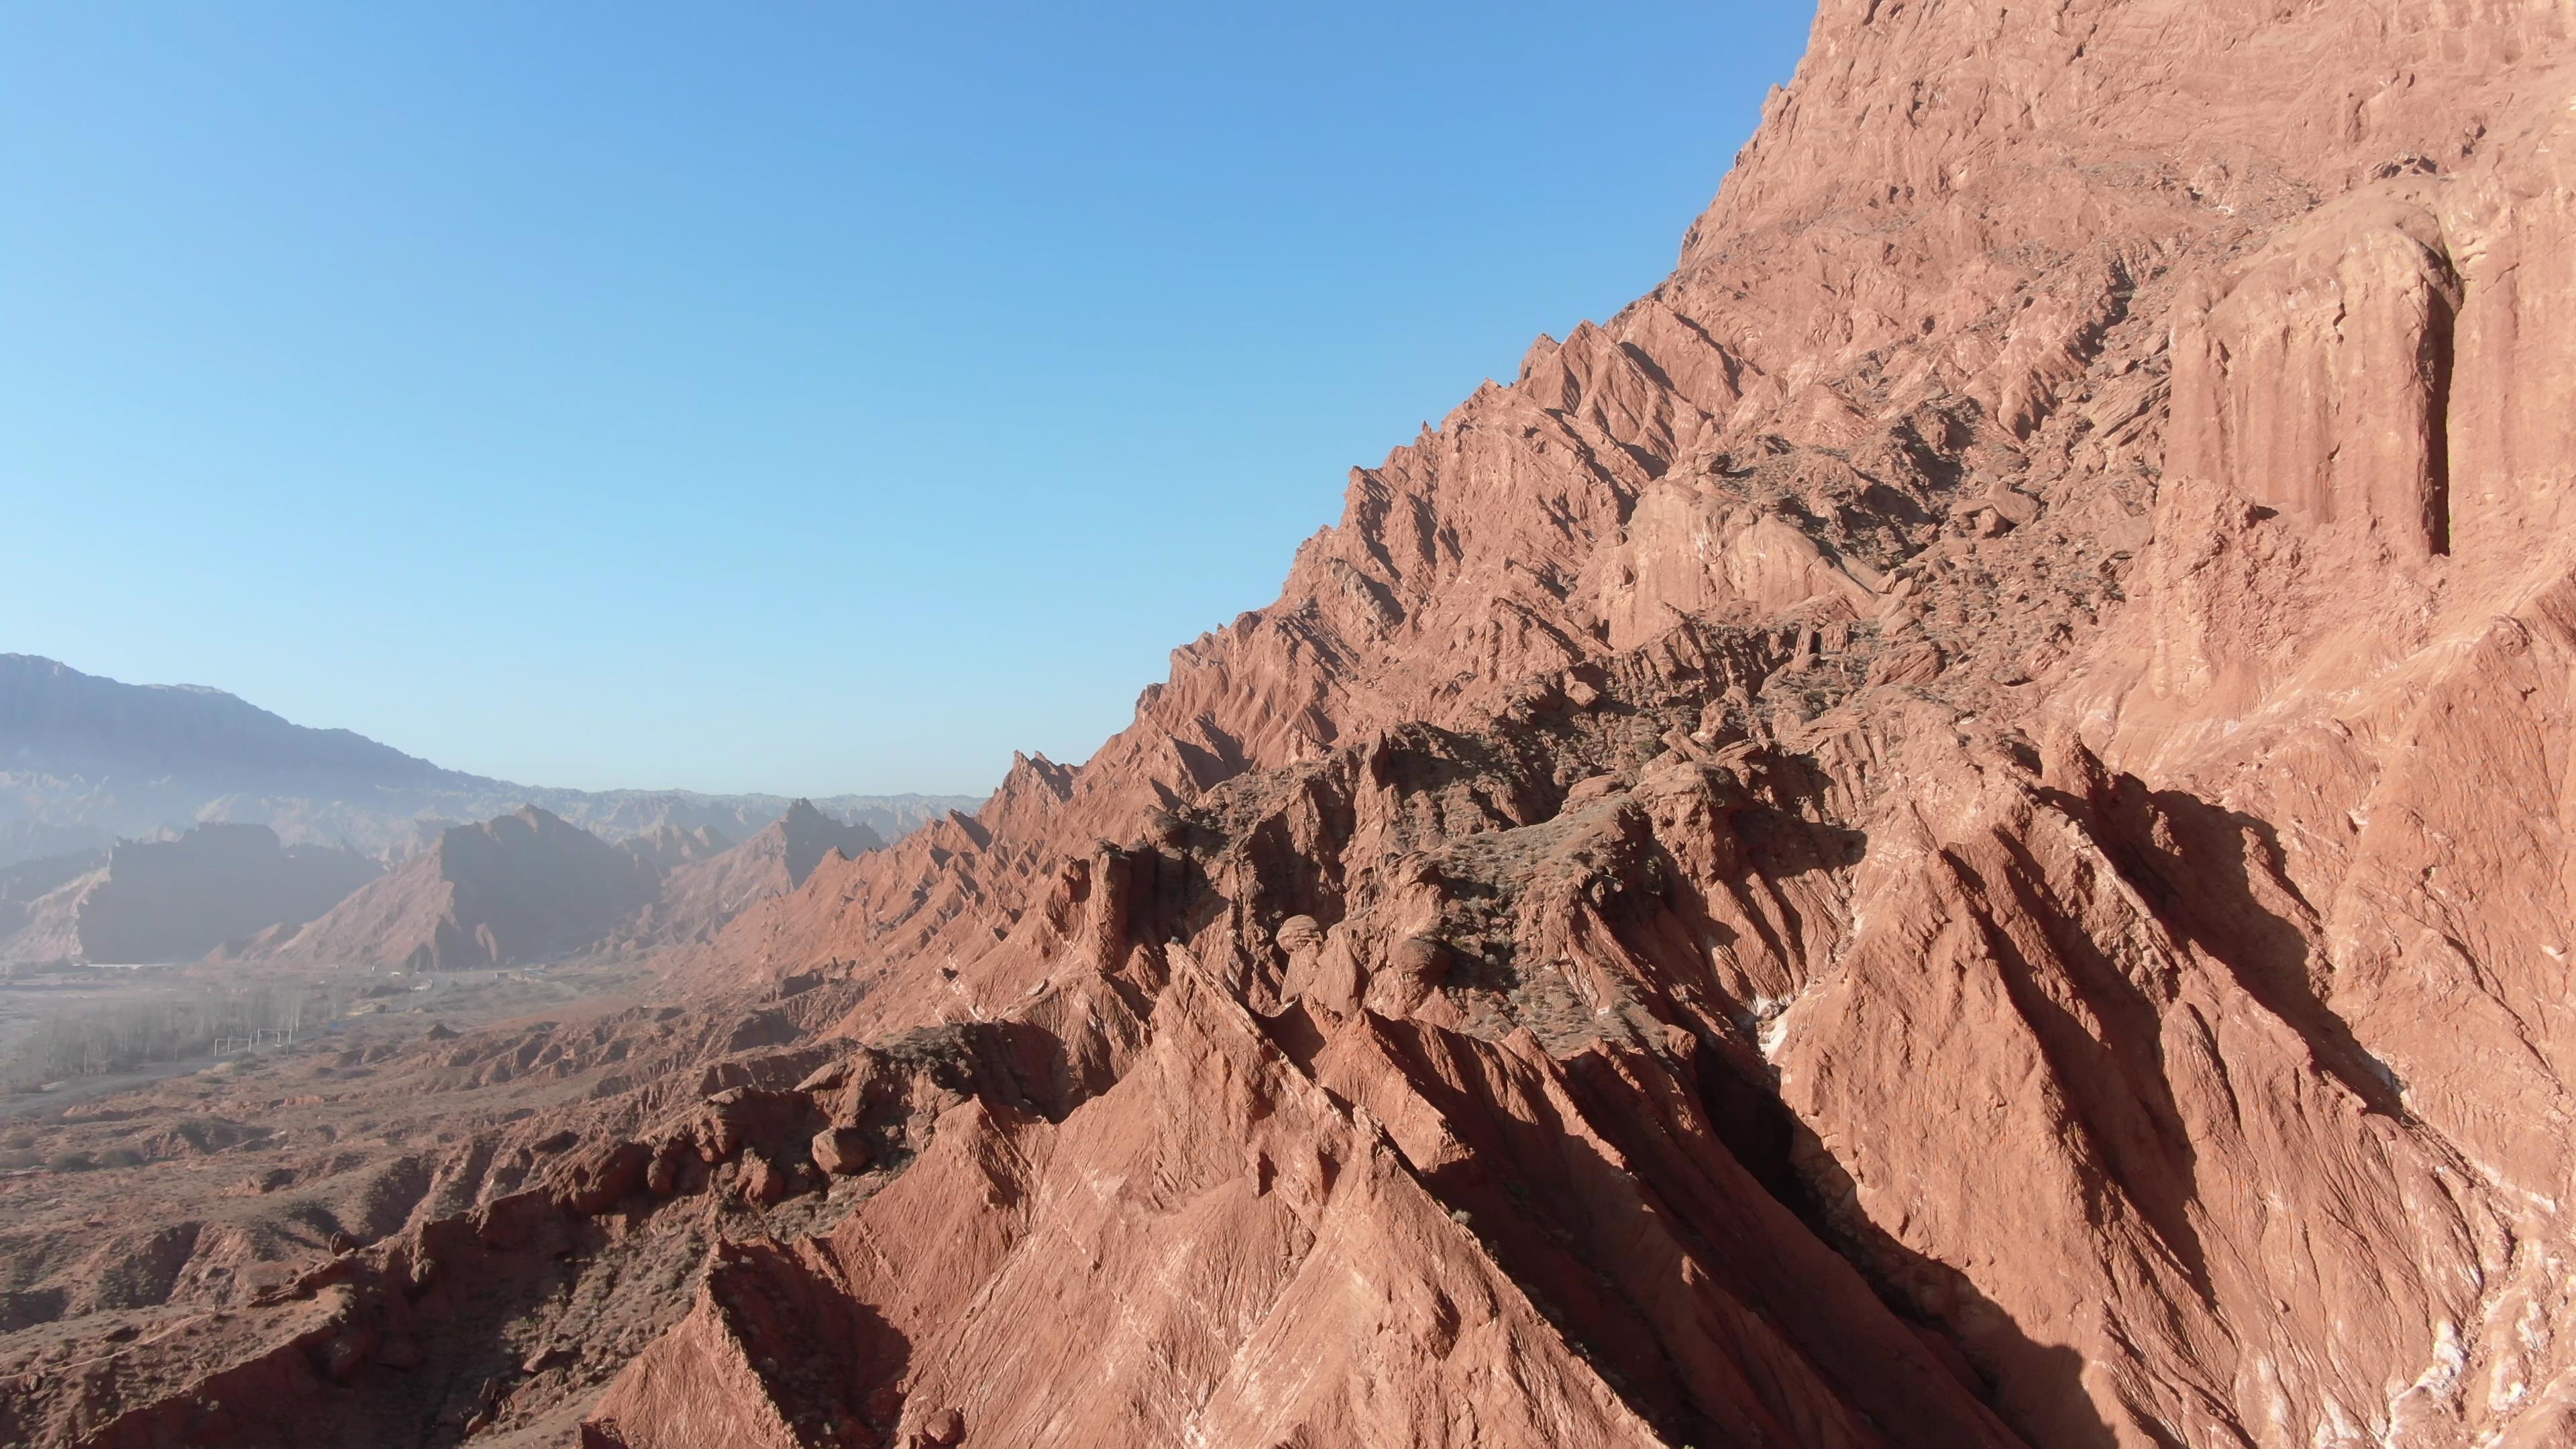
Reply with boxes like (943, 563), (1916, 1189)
(0, 654), (972, 868)
(9, 3), (2576, 1448)
(612, 802), (885, 952)
(0, 824), (382, 967)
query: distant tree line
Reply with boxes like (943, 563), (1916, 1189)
(0, 981), (349, 1091)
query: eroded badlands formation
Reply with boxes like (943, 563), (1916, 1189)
(9, 1), (2576, 1446)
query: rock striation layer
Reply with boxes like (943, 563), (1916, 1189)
(11, 4), (2576, 1448)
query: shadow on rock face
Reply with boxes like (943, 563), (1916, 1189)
(2107, 784), (2409, 1119)
(1728, 1070), (2129, 1449)
(583, 1238), (914, 1449)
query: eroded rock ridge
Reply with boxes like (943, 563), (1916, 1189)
(10, 3), (2576, 1446)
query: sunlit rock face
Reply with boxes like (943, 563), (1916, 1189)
(14, 3), (2576, 1447)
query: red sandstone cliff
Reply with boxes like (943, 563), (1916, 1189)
(634, 5), (2576, 1443)
(9, 5), (2576, 1448)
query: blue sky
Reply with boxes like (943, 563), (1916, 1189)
(2, 3), (1815, 796)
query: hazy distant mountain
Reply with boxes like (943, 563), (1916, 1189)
(244, 798), (884, 970)
(0, 654), (979, 868)
(1, 653), (463, 787)
(616, 822), (736, 872)
(268, 805), (659, 970)
(0, 822), (380, 967)
(609, 798), (883, 951)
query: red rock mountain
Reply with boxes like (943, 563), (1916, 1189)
(9, 4), (2576, 1448)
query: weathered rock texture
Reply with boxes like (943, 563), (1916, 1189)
(11, 3), (2576, 1448)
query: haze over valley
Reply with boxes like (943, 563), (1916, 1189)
(0, 653), (973, 875)
(0, 653), (971, 1104)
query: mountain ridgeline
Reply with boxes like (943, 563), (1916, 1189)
(0, 800), (888, 971)
(0, 655), (945, 967)
(0, 653), (972, 869)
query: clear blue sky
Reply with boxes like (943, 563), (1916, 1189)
(2, 3), (1815, 797)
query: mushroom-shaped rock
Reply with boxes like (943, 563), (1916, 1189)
(1366, 935), (1454, 1016)
(556, 1140), (651, 1216)
(794, 1058), (852, 1093)
(1285, 928), (1366, 1015)
(644, 1138), (690, 1195)
(741, 1150), (792, 1205)
(1272, 914), (1325, 956)
(315, 1327), (376, 1383)
(811, 1126), (873, 1176)
(1866, 639), (1946, 687)
(1563, 772), (1629, 808)
(472, 1189), (554, 1250)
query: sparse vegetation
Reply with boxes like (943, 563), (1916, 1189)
(0, 981), (352, 1092)
(46, 1151), (94, 1173)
